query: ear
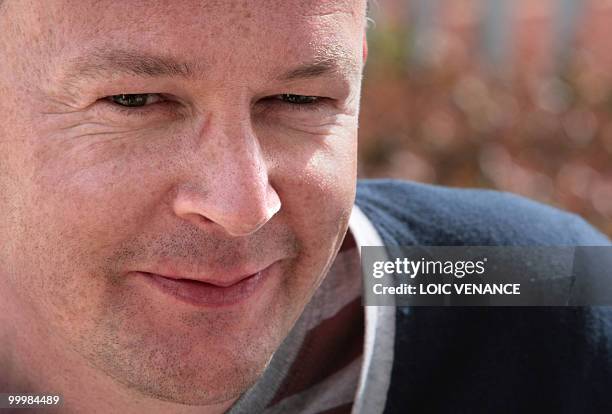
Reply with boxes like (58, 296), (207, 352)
(362, 31), (368, 63)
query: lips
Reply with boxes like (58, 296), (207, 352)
(134, 263), (277, 307)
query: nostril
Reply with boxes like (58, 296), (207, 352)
(226, 215), (271, 237)
(172, 165), (280, 236)
(267, 186), (282, 213)
(193, 213), (214, 226)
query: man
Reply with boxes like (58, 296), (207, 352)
(0, 1), (610, 413)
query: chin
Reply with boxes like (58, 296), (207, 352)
(76, 283), (290, 407)
(85, 320), (280, 406)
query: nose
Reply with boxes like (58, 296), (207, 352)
(172, 119), (281, 237)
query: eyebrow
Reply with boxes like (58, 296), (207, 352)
(65, 49), (202, 80)
(62, 46), (358, 84)
(276, 55), (358, 81)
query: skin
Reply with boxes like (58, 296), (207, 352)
(0, 1), (367, 413)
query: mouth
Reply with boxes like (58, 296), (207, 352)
(133, 263), (277, 308)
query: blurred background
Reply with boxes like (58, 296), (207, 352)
(358, 0), (612, 237)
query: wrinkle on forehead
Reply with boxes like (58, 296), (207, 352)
(16, 0), (366, 47)
(297, 0), (365, 17)
(4, 0), (366, 100)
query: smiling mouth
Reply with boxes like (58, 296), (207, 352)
(135, 265), (275, 308)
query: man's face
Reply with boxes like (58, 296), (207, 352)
(0, 0), (365, 406)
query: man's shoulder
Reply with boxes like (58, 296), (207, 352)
(355, 179), (610, 246)
(356, 180), (612, 413)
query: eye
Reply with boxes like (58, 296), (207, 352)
(278, 94), (320, 105)
(107, 93), (163, 107)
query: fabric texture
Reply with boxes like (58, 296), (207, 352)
(354, 179), (612, 414)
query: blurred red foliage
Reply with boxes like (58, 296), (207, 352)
(359, 0), (612, 237)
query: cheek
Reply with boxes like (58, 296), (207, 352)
(32, 166), (140, 244)
(12, 148), (170, 300)
(265, 114), (358, 208)
(7, 152), (171, 327)
(33, 140), (174, 235)
(273, 127), (358, 269)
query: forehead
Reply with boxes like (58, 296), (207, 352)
(22, 0), (365, 79)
